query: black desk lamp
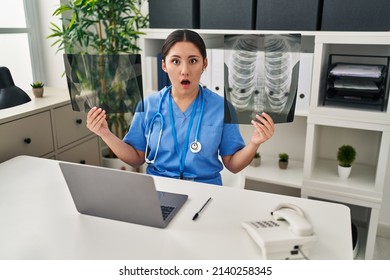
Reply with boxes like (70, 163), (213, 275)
(0, 66), (31, 109)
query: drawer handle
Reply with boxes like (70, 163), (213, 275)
(24, 138), (32, 144)
(76, 118), (83, 124)
(79, 160), (86, 164)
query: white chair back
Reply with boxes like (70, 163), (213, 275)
(220, 167), (245, 189)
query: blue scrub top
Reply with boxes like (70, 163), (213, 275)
(123, 86), (245, 185)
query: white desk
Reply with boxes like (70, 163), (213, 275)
(0, 156), (353, 260)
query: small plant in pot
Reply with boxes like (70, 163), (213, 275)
(250, 152), (261, 167)
(337, 144), (356, 179)
(30, 81), (44, 98)
(278, 153), (289, 169)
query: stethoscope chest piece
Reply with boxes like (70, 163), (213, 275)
(190, 141), (202, 153)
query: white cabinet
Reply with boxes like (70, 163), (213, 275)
(140, 29), (390, 259)
(301, 33), (390, 260)
(57, 136), (101, 165)
(0, 111), (54, 162)
(0, 88), (101, 166)
(53, 104), (93, 148)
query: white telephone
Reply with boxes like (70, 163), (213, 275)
(241, 203), (317, 260)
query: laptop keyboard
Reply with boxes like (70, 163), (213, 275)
(160, 205), (175, 220)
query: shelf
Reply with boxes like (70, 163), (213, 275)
(315, 33), (390, 45)
(310, 40), (390, 122)
(308, 106), (390, 126)
(303, 159), (381, 204)
(244, 155), (303, 189)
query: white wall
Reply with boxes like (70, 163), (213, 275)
(35, 0), (390, 230)
(38, 0), (67, 88)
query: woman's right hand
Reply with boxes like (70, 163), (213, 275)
(86, 107), (110, 137)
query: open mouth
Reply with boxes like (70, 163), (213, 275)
(181, 79), (191, 85)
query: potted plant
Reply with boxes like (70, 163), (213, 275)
(278, 153), (289, 169)
(30, 81), (44, 97)
(337, 144), (356, 179)
(48, 0), (148, 162)
(250, 152), (261, 167)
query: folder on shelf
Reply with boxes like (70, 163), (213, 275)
(329, 64), (385, 79)
(200, 49), (212, 90)
(211, 48), (225, 97)
(296, 53), (314, 113)
(333, 79), (379, 91)
(157, 53), (171, 90)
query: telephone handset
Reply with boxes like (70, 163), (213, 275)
(241, 203), (317, 259)
(271, 203), (314, 236)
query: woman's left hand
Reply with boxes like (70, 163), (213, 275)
(222, 112), (275, 173)
(250, 112), (275, 145)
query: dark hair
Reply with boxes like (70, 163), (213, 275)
(161, 29), (207, 61)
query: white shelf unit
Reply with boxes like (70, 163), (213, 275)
(302, 33), (390, 260)
(139, 29), (390, 259)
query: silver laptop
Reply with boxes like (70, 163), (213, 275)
(59, 162), (188, 228)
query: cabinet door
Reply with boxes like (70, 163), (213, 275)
(54, 104), (92, 148)
(0, 111), (54, 162)
(57, 137), (101, 166)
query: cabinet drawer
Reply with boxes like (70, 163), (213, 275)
(54, 104), (92, 148)
(0, 111), (54, 162)
(57, 137), (101, 166)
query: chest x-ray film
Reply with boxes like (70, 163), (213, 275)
(64, 54), (144, 114)
(224, 34), (301, 124)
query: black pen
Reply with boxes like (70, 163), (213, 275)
(192, 197), (212, 221)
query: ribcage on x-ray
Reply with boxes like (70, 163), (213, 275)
(228, 35), (294, 114)
(264, 37), (292, 113)
(228, 37), (258, 110)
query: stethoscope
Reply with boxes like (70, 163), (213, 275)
(145, 85), (205, 175)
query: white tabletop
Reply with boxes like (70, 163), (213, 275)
(0, 156), (352, 260)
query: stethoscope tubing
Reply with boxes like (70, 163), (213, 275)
(144, 85), (204, 166)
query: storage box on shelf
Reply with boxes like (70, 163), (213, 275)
(0, 87), (101, 166)
(200, 0), (256, 30)
(256, 0), (322, 31)
(321, 0), (390, 31)
(148, 0), (200, 29)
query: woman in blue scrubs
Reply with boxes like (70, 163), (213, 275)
(87, 29), (275, 185)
